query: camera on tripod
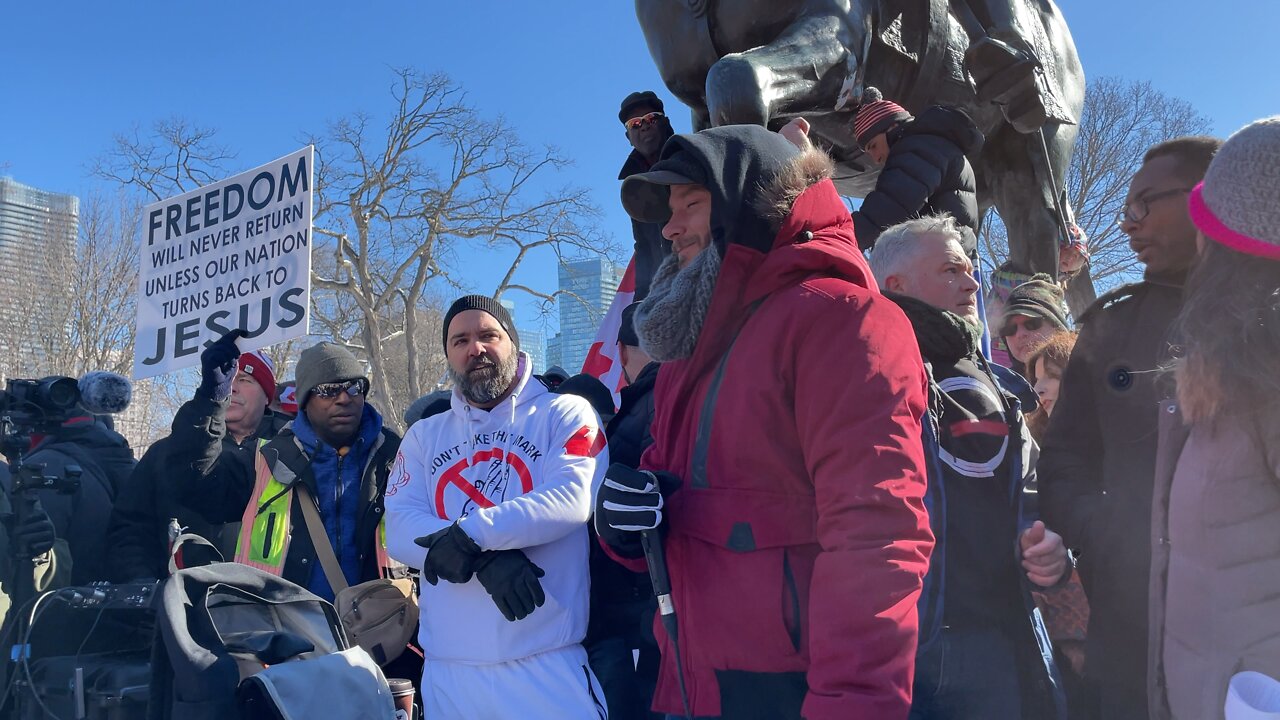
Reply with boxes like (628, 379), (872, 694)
(1, 376), (84, 463)
(0, 377), (85, 616)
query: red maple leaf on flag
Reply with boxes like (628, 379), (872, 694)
(581, 341), (614, 377)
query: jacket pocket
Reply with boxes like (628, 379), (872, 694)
(781, 549), (801, 653)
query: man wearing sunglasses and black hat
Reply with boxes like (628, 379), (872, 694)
(175, 331), (405, 608)
(619, 90), (676, 300)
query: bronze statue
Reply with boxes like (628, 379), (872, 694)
(634, 0), (1085, 287)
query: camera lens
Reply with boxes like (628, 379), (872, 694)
(41, 377), (80, 410)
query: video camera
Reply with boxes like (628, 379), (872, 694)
(0, 376), (84, 463)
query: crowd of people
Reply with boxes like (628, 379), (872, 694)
(0, 87), (1276, 720)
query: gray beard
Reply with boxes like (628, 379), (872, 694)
(450, 350), (518, 405)
(634, 244), (721, 362)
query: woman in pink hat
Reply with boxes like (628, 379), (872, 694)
(1149, 116), (1280, 720)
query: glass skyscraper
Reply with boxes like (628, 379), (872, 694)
(0, 177), (79, 369)
(554, 258), (624, 373)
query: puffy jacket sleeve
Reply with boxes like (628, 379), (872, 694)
(458, 397), (606, 550)
(169, 394), (255, 524)
(383, 425), (450, 570)
(795, 295), (934, 720)
(852, 138), (947, 249)
(1038, 323), (1105, 553)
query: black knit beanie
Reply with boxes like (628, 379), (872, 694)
(617, 303), (641, 347)
(442, 295), (520, 350)
(1002, 274), (1070, 330)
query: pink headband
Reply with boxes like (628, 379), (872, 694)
(1188, 182), (1280, 261)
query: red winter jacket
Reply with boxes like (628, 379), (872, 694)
(634, 150), (933, 719)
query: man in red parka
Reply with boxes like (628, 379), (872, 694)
(595, 125), (934, 720)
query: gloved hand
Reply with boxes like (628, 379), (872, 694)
(199, 329), (246, 401)
(414, 523), (483, 585)
(474, 549), (546, 622)
(594, 464), (680, 558)
(7, 499), (56, 557)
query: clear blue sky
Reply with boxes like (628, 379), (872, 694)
(2, 0), (1276, 333)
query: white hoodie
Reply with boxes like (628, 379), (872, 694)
(384, 354), (607, 664)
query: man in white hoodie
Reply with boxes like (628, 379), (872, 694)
(385, 295), (609, 719)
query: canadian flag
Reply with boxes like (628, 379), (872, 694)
(580, 258), (636, 408)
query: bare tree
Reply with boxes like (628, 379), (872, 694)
(90, 118), (236, 201)
(978, 77), (1212, 312)
(308, 68), (613, 429)
(90, 70), (614, 430)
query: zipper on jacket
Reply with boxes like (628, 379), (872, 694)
(262, 513), (277, 560)
(335, 449), (346, 564)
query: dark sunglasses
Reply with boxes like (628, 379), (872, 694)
(312, 378), (369, 400)
(625, 111), (665, 130)
(1000, 316), (1045, 338)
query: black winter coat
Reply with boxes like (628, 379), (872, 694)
(587, 361), (659, 648)
(852, 106), (984, 251)
(106, 397), (290, 581)
(603, 361), (658, 469)
(24, 419), (136, 584)
(1039, 277), (1184, 720)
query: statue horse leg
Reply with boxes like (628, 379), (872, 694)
(705, 7), (864, 128)
(981, 119), (1078, 282)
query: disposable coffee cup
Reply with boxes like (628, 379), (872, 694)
(387, 678), (415, 720)
(1226, 671), (1280, 719)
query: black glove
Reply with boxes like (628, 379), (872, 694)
(414, 523), (483, 585)
(594, 464), (681, 558)
(199, 329), (246, 401)
(8, 500), (56, 557)
(474, 549), (546, 622)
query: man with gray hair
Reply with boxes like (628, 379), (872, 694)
(870, 215), (1071, 719)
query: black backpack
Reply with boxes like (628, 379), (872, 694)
(148, 563), (349, 720)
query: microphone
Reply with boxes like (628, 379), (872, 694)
(77, 372), (132, 415)
(641, 529), (692, 720)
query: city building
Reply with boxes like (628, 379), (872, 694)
(498, 298), (548, 374)
(0, 177), (79, 373)
(520, 328), (548, 375)
(554, 258), (623, 373)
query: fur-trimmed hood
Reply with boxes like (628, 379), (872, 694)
(736, 145), (877, 306)
(754, 146), (838, 233)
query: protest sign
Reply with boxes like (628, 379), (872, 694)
(133, 146), (313, 379)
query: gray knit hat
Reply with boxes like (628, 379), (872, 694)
(1001, 273), (1070, 331)
(295, 342), (368, 408)
(1189, 115), (1280, 260)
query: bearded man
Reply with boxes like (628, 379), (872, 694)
(385, 295), (610, 719)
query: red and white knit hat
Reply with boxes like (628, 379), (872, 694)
(238, 350), (277, 401)
(1188, 115), (1280, 260)
(852, 88), (913, 147)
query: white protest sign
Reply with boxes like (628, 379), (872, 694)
(133, 146), (313, 380)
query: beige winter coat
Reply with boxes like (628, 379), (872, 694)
(1149, 400), (1280, 719)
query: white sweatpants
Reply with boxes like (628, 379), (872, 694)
(421, 643), (607, 719)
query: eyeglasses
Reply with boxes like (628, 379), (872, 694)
(1000, 316), (1045, 338)
(311, 379), (369, 400)
(1114, 187), (1192, 226)
(625, 111), (665, 130)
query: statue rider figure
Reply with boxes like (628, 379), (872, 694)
(951, 0), (1047, 133)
